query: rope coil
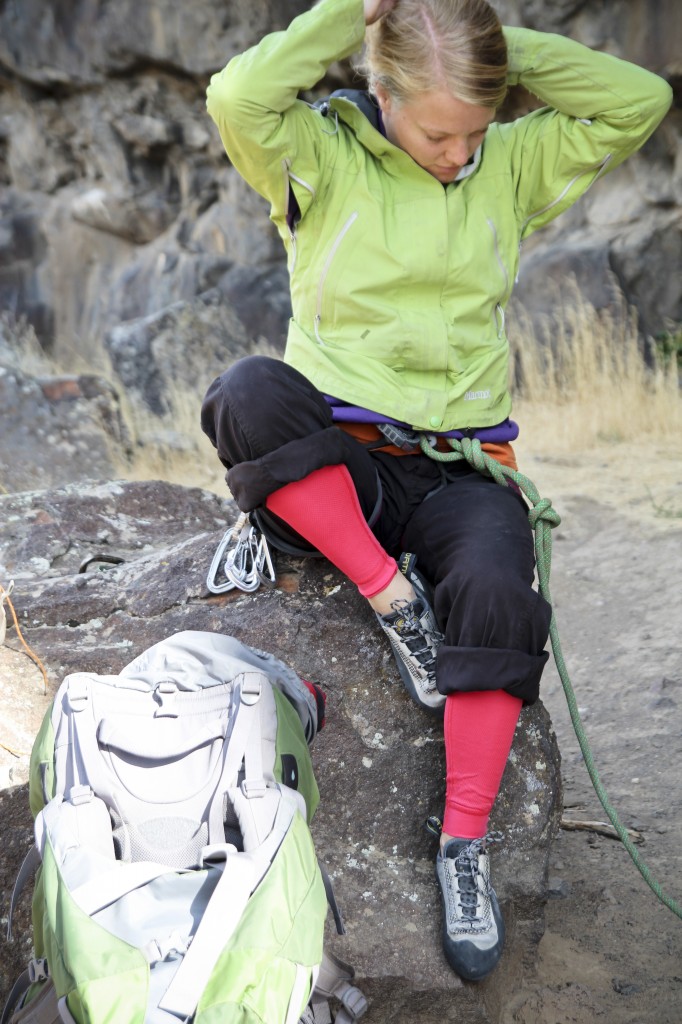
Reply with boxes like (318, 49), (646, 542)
(420, 433), (682, 920)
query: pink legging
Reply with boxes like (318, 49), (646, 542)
(266, 463), (522, 839)
(442, 690), (522, 838)
(266, 464), (397, 598)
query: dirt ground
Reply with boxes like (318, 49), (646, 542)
(504, 439), (682, 1024)
(1, 439), (681, 1023)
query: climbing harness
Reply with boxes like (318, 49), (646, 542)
(417, 432), (682, 921)
(207, 511), (277, 594)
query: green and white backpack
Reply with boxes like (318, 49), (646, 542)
(3, 631), (366, 1024)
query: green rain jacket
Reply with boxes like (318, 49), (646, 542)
(206, 0), (671, 432)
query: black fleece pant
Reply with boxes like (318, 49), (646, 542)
(201, 356), (552, 704)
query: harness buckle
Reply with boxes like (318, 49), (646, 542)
(377, 423), (422, 452)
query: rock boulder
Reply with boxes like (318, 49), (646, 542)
(0, 479), (561, 1023)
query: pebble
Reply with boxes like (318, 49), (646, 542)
(548, 876), (570, 899)
(612, 978), (642, 996)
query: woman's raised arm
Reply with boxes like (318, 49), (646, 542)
(206, 0), (366, 220)
(501, 27), (672, 238)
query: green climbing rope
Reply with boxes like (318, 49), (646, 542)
(420, 433), (682, 920)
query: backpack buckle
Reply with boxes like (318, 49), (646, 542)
(143, 931), (190, 965)
(336, 982), (369, 1022)
(154, 681), (179, 718)
(69, 785), (93, 806)
(240, 778), (267, 799)
(239, 675), (262, 706)
(66, 677), (90, 711)
(28, 958), (50, 983)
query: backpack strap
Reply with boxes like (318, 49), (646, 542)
(205, 672), (274, 847)
(159, 788), (300, 1019)
(317, 860), (346, 936)
(155, 847), (254, 1015)
(69, 857), (181, 918)
(6, 845), (41, 942)
(0, 970), (32, 1024)
(309, 952), (368, 1024)
(0, 961), (53, 1024)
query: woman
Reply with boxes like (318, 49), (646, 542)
(201, 0), (671, 981)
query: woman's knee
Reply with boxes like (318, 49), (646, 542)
(218, 354), (284, 398)
(200, 356), (332, 466)
(435, 561), (549, 653)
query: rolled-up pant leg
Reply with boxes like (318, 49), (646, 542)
(401, 470), (552, 704)
(200, 356), (379, 519)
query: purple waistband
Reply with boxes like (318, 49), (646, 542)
(325, 397), (519, 444)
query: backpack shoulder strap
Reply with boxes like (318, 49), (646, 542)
(159, 787), (301, 1020)
(158, 848), (258, 1018)
(6, 845), (41, 942)
(1, 971), (59, 1024)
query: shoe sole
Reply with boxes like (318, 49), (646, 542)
(392, 646), (445, 714)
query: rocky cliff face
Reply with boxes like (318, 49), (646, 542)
(0, 0), (679, 402)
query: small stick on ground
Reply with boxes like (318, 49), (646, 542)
(561, 817), (644, 844)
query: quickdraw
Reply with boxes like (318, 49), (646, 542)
(206, 512), (276, 594)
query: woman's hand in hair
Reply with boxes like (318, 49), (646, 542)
(364, 0), (396, 26)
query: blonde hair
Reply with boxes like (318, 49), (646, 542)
(363, 0), (507, 109)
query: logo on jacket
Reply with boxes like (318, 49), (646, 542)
(464, 389), (491, 401)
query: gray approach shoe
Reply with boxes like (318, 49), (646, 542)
(435, 834), (505, 981)
(375, 553), (445, 712)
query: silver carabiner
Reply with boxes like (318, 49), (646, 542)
(206, 514), (276, 594)
(206, 513), (251, 594)
(225, 520), (261, 592)
(253, 530), (276, 588)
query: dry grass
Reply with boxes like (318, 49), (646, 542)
(3, 292), (680, 503)
(115, 384), (227, 496)
(0, 313), (58, 376)
(508, 285), (681, 451)
(508, 287), (682, 524)
(127, 288), (679, 494)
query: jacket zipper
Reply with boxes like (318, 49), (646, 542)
(281, 159), (297, 272)
(288, 168), (316, 200)
(517, 153), (613, 279)
(487, 218), (509, 339)
(314, 211), (358, 346)
(281, 161), (317, 273)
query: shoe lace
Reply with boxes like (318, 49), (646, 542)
(388, 598), (443, 671)
(450, 832), (503, 925)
